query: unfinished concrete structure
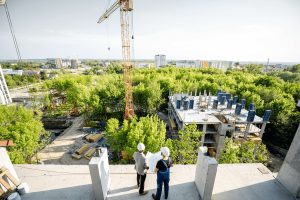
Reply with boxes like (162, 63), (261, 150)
(168, 91), (271, 157)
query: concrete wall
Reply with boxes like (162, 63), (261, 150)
(89, 148), (111, 200)
(277, 125), (300, 198)
(195, 147), (218, 200)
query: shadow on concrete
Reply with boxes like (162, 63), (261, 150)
(212, 180), (295, 200)
(108, 181), (200, 200)
(22, 184), (94, 200)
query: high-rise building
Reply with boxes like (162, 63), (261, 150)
(71, 59), (79, 69)
(0, 65), (12, 105)
(155, 55), (166, 67)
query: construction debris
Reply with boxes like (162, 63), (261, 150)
(86, 134), (102, 143)
(84, 148), (96, 160)
(75, 144), (90, 155)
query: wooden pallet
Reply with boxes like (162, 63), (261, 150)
(0, 167), (20, 199)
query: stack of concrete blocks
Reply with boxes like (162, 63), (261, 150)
(194, 146), (218, 200)
(89, 148), (111, 200)
(277, 125), (300, 198)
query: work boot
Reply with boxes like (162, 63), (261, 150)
(139, 191), (148, 195)
(152, 193), (156, 199)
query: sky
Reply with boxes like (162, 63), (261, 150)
(0, 0), (300, 62)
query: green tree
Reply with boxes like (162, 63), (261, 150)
(218, 139), (239, 163)
(176, 124), (202, 164)
(0, 105), (48, 163)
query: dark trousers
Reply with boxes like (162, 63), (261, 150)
(137, 173), (147, 194)
(155, 170), (170, 200)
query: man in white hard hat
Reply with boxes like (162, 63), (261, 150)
(133, 142), (149, 195)
(152, 147), (173, 200)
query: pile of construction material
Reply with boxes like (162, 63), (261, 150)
(71, 133), (103, 160)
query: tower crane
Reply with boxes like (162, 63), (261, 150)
(97, 0), (134, 119)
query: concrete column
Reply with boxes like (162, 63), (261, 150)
(194, 146), (218, 200)
(89, 148), (111, 200)
(201, 124), (207, 146)
(259, 123), (267, 138)
(277, 125), (300, 198)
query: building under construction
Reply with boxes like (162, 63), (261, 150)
(168, 91), (271, 158)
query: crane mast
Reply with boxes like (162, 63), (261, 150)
(98, 0), (134, 119)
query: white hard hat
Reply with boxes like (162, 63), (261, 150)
(137, 143), (145, 151)
(160, 147), (170, 157)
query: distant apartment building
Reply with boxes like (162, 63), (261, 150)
(209, 61), (234, 71)
(138, 63), (151, 68)
(47, 58), (71, 68)
(71, 59), (79, 69)
(2, 68), (23, 76)
(176, 60), (200, 68)
(155, 55), (167, 67)
(265, 64), (289, 72)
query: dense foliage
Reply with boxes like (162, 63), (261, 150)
(0, 105), (48, 163)
(5, 74), (40, 88)
(219, 138), (268, 164)
(106, 116), (202, 164)
(106, 115), (167, 163)
(41, 66), (300, 149)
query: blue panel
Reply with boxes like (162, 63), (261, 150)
(247, 110), (256, 122)
(220, 96), (226, 105)
(225, 93), (231, 101)
(235, 103), (242, 115)
(233, 96), (238, 105)
(189, 99), (194, 109)
(213, 100), (218, 109)
(227, 99), (233, 109)
(217, 93), (224, 101)
(183, 100), (189, 110)
(241, 99), (246, 108)
(176, 100), (181, 109)
(263, 110), (272, 122)
(249, 103), (255, 111)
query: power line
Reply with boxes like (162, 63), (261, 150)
(4, 2), (22, 62)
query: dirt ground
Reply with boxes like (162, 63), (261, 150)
(35, 117), (91, 165)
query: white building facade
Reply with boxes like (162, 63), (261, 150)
(155, 55), (167, 67)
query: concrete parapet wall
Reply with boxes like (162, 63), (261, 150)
(195, 146), (218, 200)
(277, 125), (300, 198)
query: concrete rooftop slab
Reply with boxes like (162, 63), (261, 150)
(14, 164), (294, 200)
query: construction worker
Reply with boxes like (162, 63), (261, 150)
(152, 147), (173, 200)
(133, 143), (149, 195)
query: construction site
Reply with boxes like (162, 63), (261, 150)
(168, 91), (271, 158)
(1, 0), (300, 199)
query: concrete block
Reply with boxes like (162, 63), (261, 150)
(89, 148), (111, 200)
(195, 146), (218, 200)
(277, 125), (300, 198)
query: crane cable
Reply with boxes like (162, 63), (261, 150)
(4, 2), (22, 62)
(106, 0), (112, 52)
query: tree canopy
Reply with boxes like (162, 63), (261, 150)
(0, 105), (48, 163)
